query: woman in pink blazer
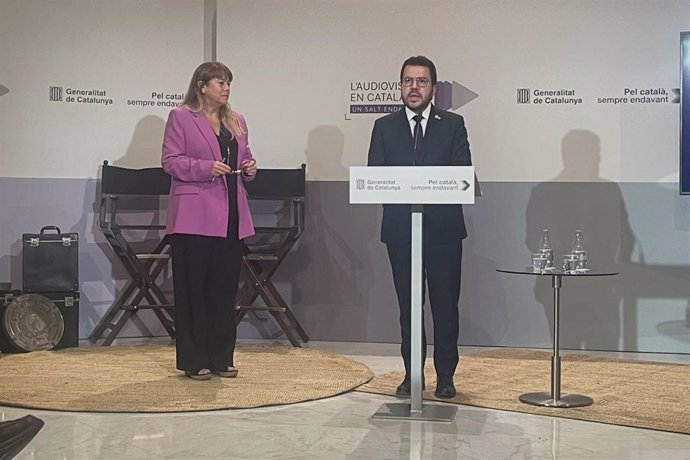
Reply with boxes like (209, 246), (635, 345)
(162, 62), (256, 380)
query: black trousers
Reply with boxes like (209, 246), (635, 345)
(386, 240), (463, 378)
(171, 233), (243, 373)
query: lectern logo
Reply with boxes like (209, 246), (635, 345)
(49, 86), (63, 102)
(348, 77), (478, 115)
(356, 179), (365, 190)
(517, 89), (530, 104)
(434, 81), (479, 111)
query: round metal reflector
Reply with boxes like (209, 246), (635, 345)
(2, 294), (64, 351)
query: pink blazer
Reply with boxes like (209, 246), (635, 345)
(161, 106), (255, 240)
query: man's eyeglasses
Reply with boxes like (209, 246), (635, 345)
(401, 77), (431, 88)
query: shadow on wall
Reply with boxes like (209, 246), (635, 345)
(525, 129), (636, 350)
(305, 125), (346, 181)
(68, 179), (109, 336)
(81, 115), (172, 339)
(278, 125), (379, 341)
(115, 115), (166, 169)
(460, 217), (509, 346)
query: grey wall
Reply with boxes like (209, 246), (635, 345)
(2, 173), (689, 353)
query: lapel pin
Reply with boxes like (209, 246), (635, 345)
(434, 114), (441, 120)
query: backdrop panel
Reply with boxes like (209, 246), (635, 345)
(0, 0), (204, 178)
(218, 0), (686, 182)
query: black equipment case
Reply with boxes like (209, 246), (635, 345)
(22, 226), (78, 293)
(3, 225), (82, 352)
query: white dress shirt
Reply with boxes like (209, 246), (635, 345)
(405, 104), (432, 137)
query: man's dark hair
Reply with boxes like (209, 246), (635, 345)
(400, 56), (437, 85)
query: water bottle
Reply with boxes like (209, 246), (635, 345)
(538, 229), (554, 268)
(571, 229), (587, 270)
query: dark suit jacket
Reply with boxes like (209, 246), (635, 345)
(367, 105), (472, 245)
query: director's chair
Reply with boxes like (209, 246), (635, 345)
(88, 161), (175, 345)
(236, 164), (310, 347)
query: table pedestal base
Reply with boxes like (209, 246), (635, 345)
(519, 392), (593, 408)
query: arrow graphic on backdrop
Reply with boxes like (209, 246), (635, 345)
(0, 84), (9, 97)
(434, 81), (479, 110)
(461, 180), (470, 191)
(672, 88), (680, 104)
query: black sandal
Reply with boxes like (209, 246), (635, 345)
(185, 368), (212, 380)
(217, 367), (238, 378)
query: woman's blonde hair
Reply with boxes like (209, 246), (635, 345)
(181, 62), (244, 136)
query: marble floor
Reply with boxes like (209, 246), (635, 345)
(3, 340), (690, 460)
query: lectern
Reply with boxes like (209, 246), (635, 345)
(350, 165), (476, 422)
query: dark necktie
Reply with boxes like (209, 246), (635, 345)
(413, 114), (424, 164)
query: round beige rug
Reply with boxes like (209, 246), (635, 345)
(0, 344), (373, 412)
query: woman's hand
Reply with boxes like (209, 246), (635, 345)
(211, 160), (232, 177)
(240, 159), (257, 177)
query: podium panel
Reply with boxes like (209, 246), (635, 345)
(349, 166), (475, 204)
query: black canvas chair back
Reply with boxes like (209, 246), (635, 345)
(99, 162), (171, 230)
(89, 161), (175, 345)
(244, 167), (306, 200)
(100, 163), (171, 197)
(237, 164), (309, 346)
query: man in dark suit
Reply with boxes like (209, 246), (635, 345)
(367, 56), (472, 399)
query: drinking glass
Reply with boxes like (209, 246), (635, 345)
(532, 253), (548, 272)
